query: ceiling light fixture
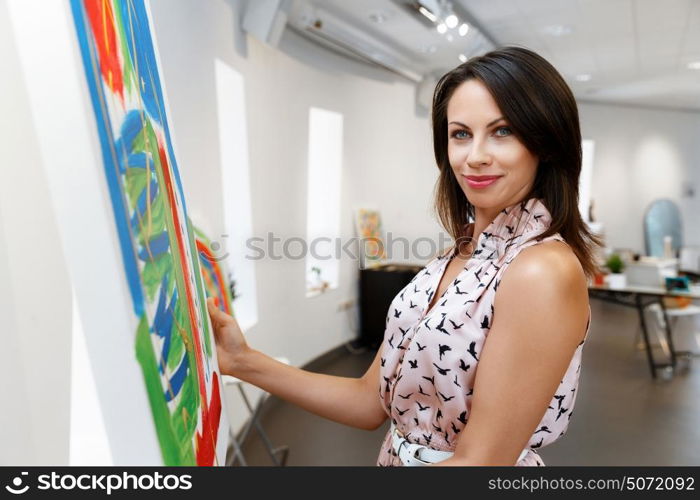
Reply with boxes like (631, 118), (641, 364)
(437, 23), (447, 34)
(445, 14), (458, 29)
(459, 54), (467, 63)
(687, 61), (700, 70)
(459, 23), (469, 36)
(418, 6), (437, 23)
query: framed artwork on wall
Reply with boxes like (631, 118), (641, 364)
(354, 208), (388, 269)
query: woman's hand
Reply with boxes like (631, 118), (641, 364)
(206, 297), (251, 377)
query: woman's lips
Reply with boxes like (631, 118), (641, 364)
(464, 175), (502, 189)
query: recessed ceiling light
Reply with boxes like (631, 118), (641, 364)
(459, 23), (469, 36)
(368, 11), (389, 24)
(445, 14), (459, 29)
(688, 61), (700, 70)
(437, 23), (447, 34)
(459, 54), (467, 63)
(542, 24), (572, 37)
(575, 73), (592, 82)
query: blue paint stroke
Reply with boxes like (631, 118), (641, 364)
(152, 281), (188, 401)
(165, 355), (189, 403)
(122, 152), (153, 171)
(138, 231), (170, 261)
(130, 178), (159, 231)
(70, 0), (144, 316)
(118, 0), (189, 210)
(198, 255), (225, 309)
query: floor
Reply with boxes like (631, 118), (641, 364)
(237, 299), (700, 466)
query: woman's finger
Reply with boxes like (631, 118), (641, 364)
(206, 298), (224, 330)
(206, 297), (234, 332)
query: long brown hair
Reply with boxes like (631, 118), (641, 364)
(431, 46), (601, 278)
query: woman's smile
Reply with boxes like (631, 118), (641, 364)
(464, 175), (503, 189)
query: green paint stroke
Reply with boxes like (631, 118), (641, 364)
(187, 219), (213, 358)
(112, 0), (135, 96)
(124, 107), (201, 465)
(135, 314), (194, 465)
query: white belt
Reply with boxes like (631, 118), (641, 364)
(391, 423), (530, 466)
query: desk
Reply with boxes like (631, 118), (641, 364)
(588, 284), (700, 379)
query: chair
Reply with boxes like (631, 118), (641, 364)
(680, 246), (700, 273)
(664, 304), (700, 357)
(636, 303), (700, 359)
(223, 357), (290, 466)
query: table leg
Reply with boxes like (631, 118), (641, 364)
(658, 301), (678, 371)
(636, 295), (658, 379)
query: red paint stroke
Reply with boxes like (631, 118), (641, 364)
(195, 372), (221, 466)
(84, 0), (124, 101)
(196, 240), (232, 314)
(158, 139), (219, 465)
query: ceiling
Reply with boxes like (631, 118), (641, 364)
(288, 0), (700, 111)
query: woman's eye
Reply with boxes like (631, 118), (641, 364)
(495, 126), (512, 137)
(451, 130), (469, 139)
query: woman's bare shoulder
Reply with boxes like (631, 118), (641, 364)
(509, 240), (586, 288)
(494, 240), (589, 344)
(495, 240), (588, 317)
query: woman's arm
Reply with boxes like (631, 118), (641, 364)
(208, 299), (388, 431)
(436, 241), (589, 466)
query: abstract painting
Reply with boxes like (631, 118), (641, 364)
(354, 208), (387, 268)
(195, 227), (234, 316)
(70, 0), (227, 465)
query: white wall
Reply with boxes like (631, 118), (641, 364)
(0, 0), (72, 465)
(147, 0), (441, 432)
(579, 102), (700, 253)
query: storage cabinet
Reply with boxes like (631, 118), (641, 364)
(358, 264), (422, 349)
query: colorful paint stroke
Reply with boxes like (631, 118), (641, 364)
(70, 0), (226, 465)
(354, 209), (387, 268)
(194, 227), (234, 316)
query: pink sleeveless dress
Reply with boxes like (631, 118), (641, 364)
(376, 197), (591, 466)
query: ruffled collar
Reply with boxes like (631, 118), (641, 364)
(443, 198), (553, 263)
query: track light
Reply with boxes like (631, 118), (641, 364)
(418, 6), (437, 23)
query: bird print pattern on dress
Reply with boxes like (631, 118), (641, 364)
(376, 198), (591, 467)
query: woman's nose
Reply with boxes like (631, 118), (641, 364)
(466, 135), (492, 168)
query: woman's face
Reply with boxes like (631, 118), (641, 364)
(446, 79), (539, 215)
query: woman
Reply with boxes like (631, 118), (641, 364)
(208, 46), (600, 466)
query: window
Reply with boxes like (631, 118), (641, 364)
(305, 108), (343, 297)
(580, 139), (595, 222)
(214, 59), (258, 330)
